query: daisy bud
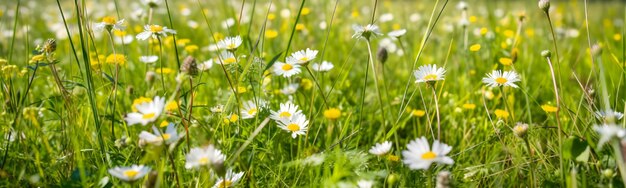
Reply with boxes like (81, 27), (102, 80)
(541, 50), (551, 58)
(145, 71), (156, 84)
(603, 169), (614, 178)
(144, 170), (158, 188)
(377, 46), (388, 64)
(591, 44), (602, 56)
(436, 171), (452, 188)
(511, 48), (518, 63)
(42, 39), (57, 53)
(538, 0), (550, 13)
(386, 173), (399, 187)
(181, 56), (199, 76)
(513, 123), (529, 138)
(126, 86), (134, 95)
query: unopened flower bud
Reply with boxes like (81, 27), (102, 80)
(181, 56), (198, 76)
(436, 171), (452, 188)
(377, 46), (388, 64)
(591, 44), (602, 56)
(603, 169), (614, 178)
(541, 50), (551, 58)
(42, 39), (57, 53)
(538, 0), (550, 13)
(513, 123), (529, 138)
(386, 173), (399, 187)
(145, 71), (156, 84)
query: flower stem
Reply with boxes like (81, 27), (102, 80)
(431, 86), (441, 140)
(365, 40), (387, 126)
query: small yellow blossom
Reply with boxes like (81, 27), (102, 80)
(480, 27), (488, 36)
(265, 29), (278, 39)
(184, 45), (199, 53)
(387, 154), (400, 162)
(237, 86), (248, 94)
(156, 68), (174, 74)
(614, 34), (622, 41)
(165, 101), (178, 112)
(301, 7), (311, 15)
(295, 24), (306, 31)
(223, 114), (239, 124)
(462, 103), (476, 110)
(499, 57), (513, 66)
(160, 120), (169, 127)
(541, 104), (558, 113)
(469, 16), (477, 23)
(324, 108), (341, 120)
(301, 78), (313, 90)
(494, 109), (509, 119)
(105, 54), (126, 65)
(411, 109), (426, 117)
(469, 44), (481, 52)
(267, 13), (276, 20)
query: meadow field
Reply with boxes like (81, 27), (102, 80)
(0, 0), (625, 187)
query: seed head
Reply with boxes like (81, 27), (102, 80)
(377, 46), (388, 64)
(436, 171), (452, 188)
(181, 56), (199, 76)
(513, 123), (529, 138)
(41, 39), (57, 54)
(541, 50), (551, 58)
(538, 0), (550, 13)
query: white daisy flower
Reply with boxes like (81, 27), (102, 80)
(288, 48), (318, 65)
(352, 24), (382, 40)
(277, 113), (309, 138)
(217, 36), (243, 51)
(125, 96), (165, 126)
(211, 104), (225, 113)
(241, 100), (265, 119)
(457, 1), (468, 10)
(270, 102), (302, 122)
(138, 123), (182, 146)
(311, 61), (334, 72)
(280, 83), (299, 95)
(217, 51), (237, 65)
(185, 145), (226, 169)
(212, 169), (244, 188)
(402, 136), (454, 170)
(108, 165), (151, 182)
(413, 64), (446, 83)
(388, 29), (407, 38)
(221, 18), (236, 29)
(595, 110), (625, 121)
(379, 13), (394, 22)
(273, 61), (301, 77)
(482, 70), (521, 88)
(139, 55), (159, 64)
(357, 179), (374, 188)
(369, 141), (392, 156)
(198, 59), (214, 71)
(593, 124), (626, 148)
(136, 24), (177, 41)
(94, 16), (125, 32)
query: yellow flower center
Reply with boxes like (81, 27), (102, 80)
(299, 57), (309, 62)
(423, 74), (438, 81)
(102, 16), (116, 25)
(224, 57), (236, 64)
(199, 157), (209, 165)
(150, 25), (163, 32)
(230, 114), (239, 122)
(142, 113), (156, 119)
(248, 108), (258, 115)
(279, 111), (291, 118)
(495, 77), (508, 84)
(218, 180), (233, 188)
(161, 134), (171, 140)
(227, 43), (236, 49)
(421, 151), (437, 160)
(281, 64), (293, 71)
(286, 123), (300, 131)
(123, 170), (139, 178)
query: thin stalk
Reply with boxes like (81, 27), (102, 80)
(365, 40), (387, 125)
(107, 30), (120, 140)
(163, 0), (182, 69)
(431, 85), (441, 140)
(523, 137), (536, 188)
(157, 37), (166, 92)
(612, 141), (626, 187)
(545, 55), (565, 184)
(304, 67), (329, 108)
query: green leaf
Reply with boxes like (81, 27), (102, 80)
(563, 136), (590, 162)
(263, 52), (283, 72)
